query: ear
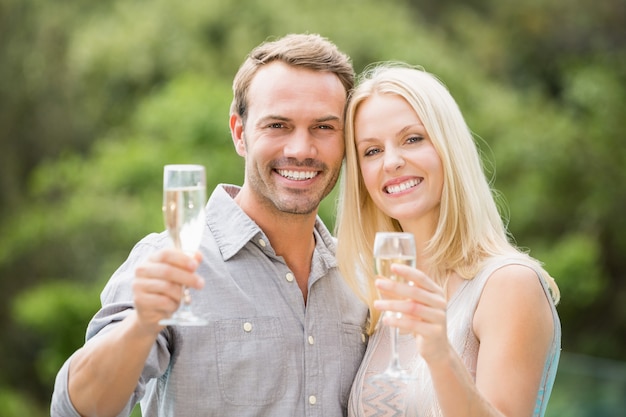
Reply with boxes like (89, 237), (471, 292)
(230, 113), (246, 157)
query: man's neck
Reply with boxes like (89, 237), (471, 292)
(235, 188), (318, 302)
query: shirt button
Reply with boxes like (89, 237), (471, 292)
(243, 322), (253, 332)
(258, 239), (266, 247)
(308, 335), (315, 345)
(285, 272), (295, 282)
(308, 395), (317, 405)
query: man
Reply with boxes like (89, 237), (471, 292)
(51, 33), (368, 417)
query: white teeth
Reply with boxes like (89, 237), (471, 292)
(385, 178), (421, 194)
(277, 169), (318, 181)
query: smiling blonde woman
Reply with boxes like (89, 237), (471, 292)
(336, 63), (561, 417)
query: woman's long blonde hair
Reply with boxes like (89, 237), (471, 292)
(335, 63), (559, 334)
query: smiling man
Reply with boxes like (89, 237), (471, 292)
(51, 33), (369, 417)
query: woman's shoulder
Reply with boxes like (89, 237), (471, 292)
(474, 260), (555, 341)
(486, 262), (545, 293)
(479, 258), (550, 308)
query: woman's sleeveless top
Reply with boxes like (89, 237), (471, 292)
(348, 257), (561, 417)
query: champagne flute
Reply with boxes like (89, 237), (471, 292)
(159, 164), (208, 326)
(371, 231), (417, 382)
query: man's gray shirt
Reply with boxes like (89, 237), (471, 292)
(51, 184), (369, 417)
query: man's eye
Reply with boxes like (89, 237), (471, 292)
(268, 123), (284, 129)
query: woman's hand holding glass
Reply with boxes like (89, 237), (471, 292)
(373, 263), (449, 364)
(371, 232), (417, 383)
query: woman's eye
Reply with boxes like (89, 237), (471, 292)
(406, 135), (424, 144)
(364, 148), (382, 157)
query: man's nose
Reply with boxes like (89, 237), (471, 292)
(283, 129), (318, 160)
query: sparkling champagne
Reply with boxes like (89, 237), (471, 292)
(163, 185), (205, 253)
(375, 256), (416, 284)
(370, 232), (417, 381)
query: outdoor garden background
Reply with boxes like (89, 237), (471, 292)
(0, 0), (624, 415)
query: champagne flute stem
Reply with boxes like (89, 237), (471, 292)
(389, 325), (403, 372)
(180, 286), (192, 307)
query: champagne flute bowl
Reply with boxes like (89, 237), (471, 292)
(370, 231), (417, 382)
(159, 164), (207, 326)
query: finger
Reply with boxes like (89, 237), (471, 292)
(133, 278), (185, 322)
(135, 255), (204, 290)
(375, 282), (423, 303)
(133, 292), (181, 326)
(133, 275), (183, 303)
(375, 278), (439, 306)
(134, 291), (181, 316)
(391, 264), (440, 292)
(378, 300), (447, 337)
(149, 248), (200, 271)
(382, 312), (445, 343)
(374, 298), (446, 324)
(192, 250), (203, 264)
(135, 263), (204, 290)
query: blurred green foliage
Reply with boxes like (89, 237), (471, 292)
(0, 0), (624, 415)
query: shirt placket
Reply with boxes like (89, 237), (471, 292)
(304, 307), (322, 417)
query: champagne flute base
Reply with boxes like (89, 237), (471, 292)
(368, 368), (417, 384)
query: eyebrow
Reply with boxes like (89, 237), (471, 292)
(316, 115), (342, 123)
(257, 114), (342, 125)
(257, 115), (289, 124)
(398, 123), (425, 135)
(355, 137), (376, 149)
(356, 123), (426, 146)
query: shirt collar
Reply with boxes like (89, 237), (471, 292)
(206, 184), (260, 260)
(206, 184), (337, 268)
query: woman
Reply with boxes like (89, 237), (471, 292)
(335, 63), (561, 417)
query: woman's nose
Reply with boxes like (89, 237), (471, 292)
(383, 147), (405, 172)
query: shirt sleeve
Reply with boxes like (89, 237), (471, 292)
(50, 354), (82, 417)
(50, 233), (173, 417)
